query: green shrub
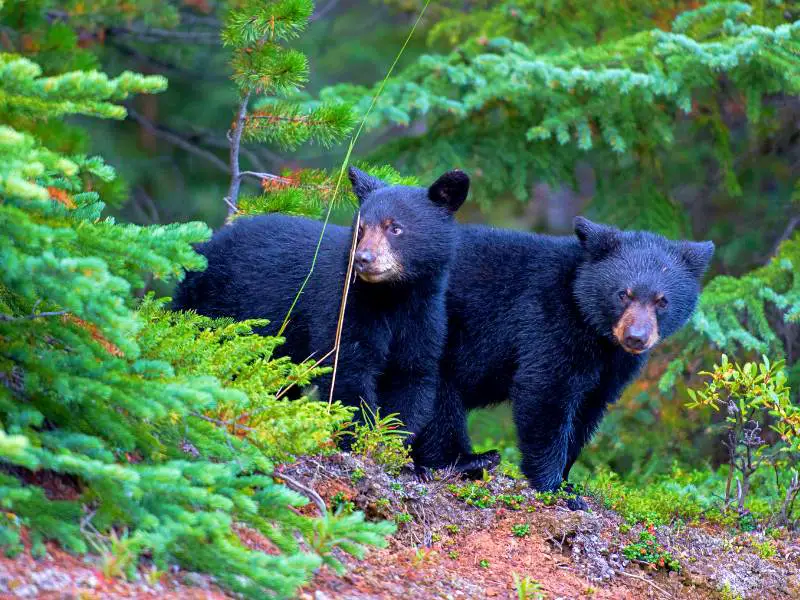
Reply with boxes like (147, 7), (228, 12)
(351, 404), (412, 476)
(622, 526), (681, 572)
(687, 355), (799, 526)
(511, 523), (531, 538)
(448, 482), (497, 508)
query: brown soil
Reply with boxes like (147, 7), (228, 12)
(3, 454), (799, 599)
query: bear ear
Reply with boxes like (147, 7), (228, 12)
(428, 170), (469, 213)
(348, 167), (387, 204)
(574, 216), (620, 259)
(677, 240), (715, 280)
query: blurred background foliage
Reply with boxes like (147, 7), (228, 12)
(2, 0), (798, 522)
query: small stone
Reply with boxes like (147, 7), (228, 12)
(75, 573), (99, 589)
(182, 572), (211, 590)
(30, 568), (72, 591)
(13, 584), (39, 598)
(314, 591), (332, 600)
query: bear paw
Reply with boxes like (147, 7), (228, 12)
(456, 450), (501, 479)
(562, 482), (589, 511)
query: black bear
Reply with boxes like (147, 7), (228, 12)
(173, 167), (469, 439)
(413, 217), (714, 504)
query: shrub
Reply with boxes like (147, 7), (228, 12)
(350, 404), (412, 476)
(511, 523), (531, 538)
(622, 526), (681, 572)
(687, 354), (799, 526)
(448, 482), (497, 508)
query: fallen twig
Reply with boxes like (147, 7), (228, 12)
(278, 472), (328, 516)
(615, 568), (673, 599)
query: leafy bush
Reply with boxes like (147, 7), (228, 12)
(687, 355), (799, 526)
(448, 481), (497, 508)
(511, 523), (531, 538)
(622, 526), (681, 572)
(350, 404), (412, 476)
(139, 298), (353, 460)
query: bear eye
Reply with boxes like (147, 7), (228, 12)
(617, 289), (631, 303)
(656, 296), (668, 309)
(387, 222), (403, 236)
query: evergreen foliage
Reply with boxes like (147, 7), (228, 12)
(322, 1), (800, 386)
(0, 1), (394, 595)
(221, 0), (355, 215)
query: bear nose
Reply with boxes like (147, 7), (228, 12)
(624, 325), (648, 350)
(354, 249), (375, 269)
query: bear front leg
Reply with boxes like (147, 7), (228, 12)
(563, 396), (608, 482)
(411, 378), (474, 470)
(378, 370), (437, 440)
(512, 382), (578, 493)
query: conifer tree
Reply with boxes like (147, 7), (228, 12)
(0, 1), (394, 596)
(221, 0), (355, 217)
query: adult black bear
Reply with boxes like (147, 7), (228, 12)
(413, 217), (714, 504)
(173, 167), (469, 438)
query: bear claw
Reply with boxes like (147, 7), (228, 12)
(455, 450), (501, 479)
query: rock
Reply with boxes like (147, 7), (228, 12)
(12, 584), (39, 598)
(183, 571), (211, 590)
(30, 568), (72, 591)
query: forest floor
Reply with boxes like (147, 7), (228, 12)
(2, 453), (799, 599)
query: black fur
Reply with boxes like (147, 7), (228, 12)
(172, 168), (468, 437)
(413, 217), (713, 495)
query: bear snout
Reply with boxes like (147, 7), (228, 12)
(354, 225), (403, 282)
(613, 302), (660, 354)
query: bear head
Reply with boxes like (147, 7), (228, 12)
(347, 167), (468, 284)
(572, 216), (714, 355)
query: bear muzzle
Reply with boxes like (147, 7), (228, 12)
(612, 302), (660, 354)
(354, 225), (403, 282)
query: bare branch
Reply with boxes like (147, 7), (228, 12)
(277, 472), (328, 516)
(615, 569), (673, 599)
(126, 108), (230, 174)
(310, 0), (341, 22)
(770, 215), (800, 258)
(108, 25), (220, 44)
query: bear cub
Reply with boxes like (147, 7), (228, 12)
(173, 167), (469, 439)
(413, 217), (714, 506)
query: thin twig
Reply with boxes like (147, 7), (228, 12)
(615, 569), (673, 599)
(189, 411), (258, 434)
(0, 311), (67, 322)
(770, 215), (800, 258)
(222, 196), (241, 215)
(127, 108), (229, 174)
(328, 211), (360, 407)
(226, 91), (252, 217)
(277, 472), (327, 516)
(310, 0), (341, 22)
(239, 170), (294, 184)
